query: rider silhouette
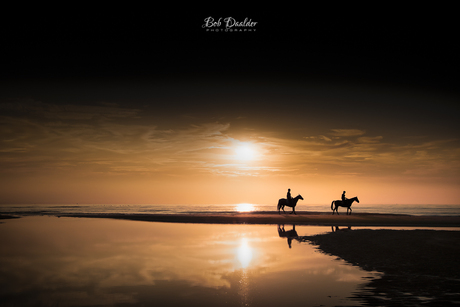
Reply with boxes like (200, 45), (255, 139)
(287, 189), (292, 206)
(341, 191), (347, 202)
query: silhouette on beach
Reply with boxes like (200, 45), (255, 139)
(278, 224), (299, 248)
(277, 194), (303, 214)
(331, 196), (359, 215)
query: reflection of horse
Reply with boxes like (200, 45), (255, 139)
(278, 224), (298, 248)
(331, 196), (359, 215)
(331, 226), (352, 232)
(277, 195), (304, 215)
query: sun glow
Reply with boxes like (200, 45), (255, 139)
(234, 143), (257, 161)
(235, 203), (256, 212)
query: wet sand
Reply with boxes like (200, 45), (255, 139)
(44, 211), (460, 227)
(301, 229), (460, 306)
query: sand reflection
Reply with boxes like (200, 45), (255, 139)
(0, 216), (372, 306)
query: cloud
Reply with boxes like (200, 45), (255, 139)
(269, 130), (460, 180)
(329, 129), (365, 137)
(0, 100), (237, 176)
(1, 99), (459, 184)
(357, 136), (383, 144)
(319, 135), (332, 142)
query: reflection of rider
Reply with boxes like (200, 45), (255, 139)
(287, 189), (292, 206)
(278, 224), (298, 249)
(341, 191), (347, 202)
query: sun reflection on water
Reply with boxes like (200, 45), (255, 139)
(235, 203), (256, 212)
(237, 238), (253, 268)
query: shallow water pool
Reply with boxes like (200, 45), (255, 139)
(0, 216), (376, 306)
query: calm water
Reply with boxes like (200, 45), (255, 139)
(1, 203), (460, 216)
(0, 216), (377, 307)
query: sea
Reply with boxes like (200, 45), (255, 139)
(1, 203), (460, 217)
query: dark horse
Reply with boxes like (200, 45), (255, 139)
(331, 196), (359, 215)
(277, 194), (303, 215)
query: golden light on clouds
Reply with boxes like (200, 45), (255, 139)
(0, 94), (459, 205)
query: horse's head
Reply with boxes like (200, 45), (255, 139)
(355, 197), (359, 203)
(297, 194), (303, 200)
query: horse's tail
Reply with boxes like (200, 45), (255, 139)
(277, 200), (281, 211)
(331, 201), (334, 211)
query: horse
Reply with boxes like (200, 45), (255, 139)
(331, 196), (359, 215)
(277, 194), (303, 215)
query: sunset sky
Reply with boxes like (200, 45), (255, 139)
(1, 9), (459, 205)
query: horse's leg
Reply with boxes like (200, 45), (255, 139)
(348, 207), (352, 215)
(291, 206), (296, 215)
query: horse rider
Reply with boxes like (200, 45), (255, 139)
(341, 191), (347, 202)
(287, 188), (292, 206)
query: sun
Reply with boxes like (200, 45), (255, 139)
(234, 143), (257, 161)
